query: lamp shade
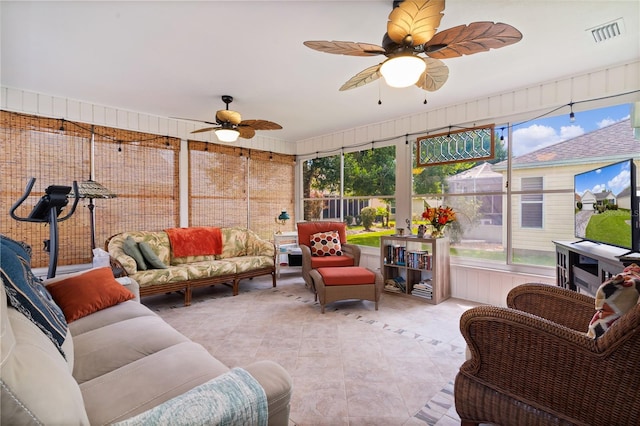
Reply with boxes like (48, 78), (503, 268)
(215, 128), (240, 142)
(278, 210), (290, 221)
(70, 180), (117, 199)
(379, 55), (426, 88)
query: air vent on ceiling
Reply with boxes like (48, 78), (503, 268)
(588, 18), (625, 43)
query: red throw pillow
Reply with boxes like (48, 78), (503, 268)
(46, 267), (135, 322)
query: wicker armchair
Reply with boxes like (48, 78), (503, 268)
(455, 283), (640, 426)
(296, 221), (361, 298)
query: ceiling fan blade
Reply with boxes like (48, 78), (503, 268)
(172, 117), (218, 126)
(216, 109), (242, 125)
(237, 126), (256, 139)
(424, 22), (523, 59)
(415, 58), (449, 91)
(240, 120), (282, 131)
(191, 126), (220, 134)
(303, 40), (385, 56)
(387, 0), (444, 46)
(339, 63), (382, 91)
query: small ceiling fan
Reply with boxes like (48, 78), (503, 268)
(304, 0), (522, 92)
(184, 95), (282, 142)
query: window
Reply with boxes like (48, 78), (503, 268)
(302, 145), (396, 241)
(520, 177), (543, 228)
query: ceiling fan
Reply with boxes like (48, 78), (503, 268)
(304, 0), (522, 92)
(186, 95), (282, 142)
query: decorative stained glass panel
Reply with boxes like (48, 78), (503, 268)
(417, 124), (495, 167)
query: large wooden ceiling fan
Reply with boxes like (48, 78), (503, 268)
(304, 0), (522, 92)
(185, 95), (282, 141)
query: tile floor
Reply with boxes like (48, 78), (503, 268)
(143, 269), (481, 426)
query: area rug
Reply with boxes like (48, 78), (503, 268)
(143, 272), (476, 425)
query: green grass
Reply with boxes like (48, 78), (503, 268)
(585, 210), (632, 248)
(346, 228), (395, 247)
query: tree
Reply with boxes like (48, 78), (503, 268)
(343, 146), (395, 196)
(302, 156), (340, 220)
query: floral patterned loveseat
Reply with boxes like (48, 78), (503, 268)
(107, 227), (275, 306)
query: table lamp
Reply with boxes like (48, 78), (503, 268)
(275, 210), (290, 234)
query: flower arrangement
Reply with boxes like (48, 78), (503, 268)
(421, 205), (456, 237)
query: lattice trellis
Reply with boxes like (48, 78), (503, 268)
(416, 124), (495, 167)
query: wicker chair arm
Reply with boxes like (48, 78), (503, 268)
(341, 243), (361, 265)
(459, 305), (640, 424)
(506, 283), (595, 332)
(300, 244), (314, 290)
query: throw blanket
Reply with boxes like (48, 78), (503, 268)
(165, 227), (222, 257)
(113, 368), (268, 426)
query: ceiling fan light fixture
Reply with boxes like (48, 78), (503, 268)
(215, 128), (240, 142)
(380, 55), (426, 88)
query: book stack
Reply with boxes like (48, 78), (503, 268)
(411, 279), (433, 299)
(384, 276), (406, 293)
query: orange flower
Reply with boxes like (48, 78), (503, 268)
(421, 205), (456, 231)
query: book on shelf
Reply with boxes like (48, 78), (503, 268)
(406, 250), (432, 269)
(385, 244), (406, 266)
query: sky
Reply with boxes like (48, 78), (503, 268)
(507, 103), (632, 157)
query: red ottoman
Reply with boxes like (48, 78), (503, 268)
(308, 266), (383, 313)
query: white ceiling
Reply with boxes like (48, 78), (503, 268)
(1, 1), (639, 144)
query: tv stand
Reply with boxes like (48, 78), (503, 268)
(554, 240), (630, 296)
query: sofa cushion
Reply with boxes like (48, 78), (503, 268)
(72, 315), (191, 383)
(587, 263), (640, 338)
(318, 266), (375, 285)
(0, 284), (89, 425)
(0, 235), (68, 356)
(215, 227), (249, 259)
(230, 255), (275, 274)
(310, 255), (355, 269)
(46, 267), (135, 322)
(139, 241), (168, 269)
(112, 368), (268, 426)
(123, 236), (148, 270)
(80, 341), (230, 425)
(69, 299), (156, 335)
(310, 230), (343, 256)
(297, 221), (347, 248)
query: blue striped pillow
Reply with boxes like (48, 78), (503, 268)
(1, 235), (68, 358)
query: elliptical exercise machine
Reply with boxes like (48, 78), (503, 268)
(10, 177), (79, 278)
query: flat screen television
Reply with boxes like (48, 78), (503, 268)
(574, 158), (639, 253)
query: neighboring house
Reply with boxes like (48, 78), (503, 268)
(617, 185), (632, 210)
(594, 190), (616, 207)
(493, 119), (639, 253)
(579, 190), (596, 211)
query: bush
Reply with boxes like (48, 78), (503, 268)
(360, 207), (377, 231)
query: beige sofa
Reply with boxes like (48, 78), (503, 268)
(1, 236), (292, 425)
(107, 226), (276, 306)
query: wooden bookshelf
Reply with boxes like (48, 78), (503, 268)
(380, 235), (450, 304)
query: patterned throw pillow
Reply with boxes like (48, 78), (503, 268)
(310, 231), (343, 257)
(0, 235), (68, 357)
(587, 263), (640, 338)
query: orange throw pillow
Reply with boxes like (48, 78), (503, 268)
(46, 267), (135, 322)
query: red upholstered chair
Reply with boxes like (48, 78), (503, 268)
(296, 221), (361, 298)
